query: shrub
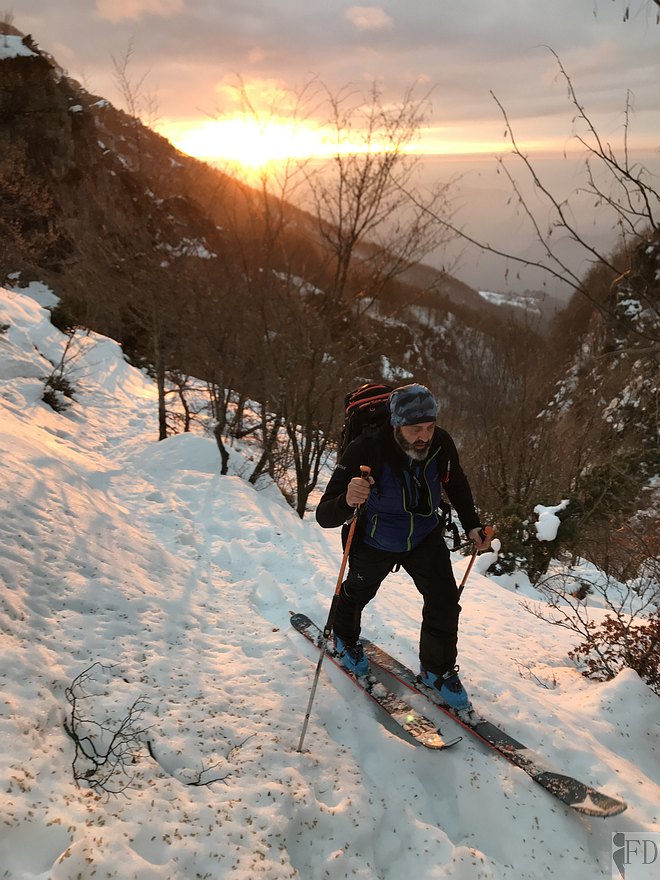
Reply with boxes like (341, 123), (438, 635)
(48, 301), (78, 334)
(569, 610), (660, 696)
(526, 524), (659, 695)
(42, 373), (76, 412)
(489, 502), (578, 583)
(41, 328), (80, 412)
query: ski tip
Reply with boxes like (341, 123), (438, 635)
(571, 796), (628, 818)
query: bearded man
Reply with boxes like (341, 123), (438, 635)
(315, 383), (490, 709)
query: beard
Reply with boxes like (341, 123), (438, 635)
(394, 428), (431, 461)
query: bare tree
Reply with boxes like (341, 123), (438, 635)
(111, 39), (160, 172)
(304, 83), (455, 309)
(193, 81), (455, 513)
(261, 283), (350, 516)
(1, 11), (15, 34)
(406, 51), (659, 345)
(443, 316), (556, 510)
(166, 370), (205, 433)
(608, 0), (660, 23)
(122, 270), (179, 441)
(42, 326), (85, 413)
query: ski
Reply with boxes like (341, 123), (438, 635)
(361, 638), (627, 818)
(290, 613), (461, 751)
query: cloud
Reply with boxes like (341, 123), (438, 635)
(95, 0), (183, 24)
(248, 47), (267, 64)
(21, 0), (660, 157)
(345, 6), (394, 31)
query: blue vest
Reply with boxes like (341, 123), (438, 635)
(362, 448), (443, 552)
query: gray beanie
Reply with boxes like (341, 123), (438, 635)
(389, 383), (438, 427)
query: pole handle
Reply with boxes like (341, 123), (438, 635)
(330, 464), (371, 603)
(457, 525), (495, 598)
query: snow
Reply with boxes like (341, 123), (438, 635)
(6, 278), (60, 309)
(478, 290), (542, 315)
(533, 501), (570, 542)
(0, 35), (37, 60)
(273, 272), (323, 297)
(0, 285), (658, 880)
(158, 238), (215, 260)
(381, 355), (414, 384)
(618, 298), (642, 317)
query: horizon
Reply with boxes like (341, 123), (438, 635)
(169, 145), (659, 300)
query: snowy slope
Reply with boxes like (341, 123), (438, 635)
(0, 285), (658, 880)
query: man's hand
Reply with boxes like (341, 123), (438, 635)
(346, 474), (374, 507)
(469, 526), (492, 551)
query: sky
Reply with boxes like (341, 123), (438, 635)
(1, 278), (658, 878)
(11, 0), (658, 155)
(9, 0), (660, 293)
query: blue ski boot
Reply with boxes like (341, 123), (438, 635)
(334, 635), (369, 677)
(419, 666), (470, 711)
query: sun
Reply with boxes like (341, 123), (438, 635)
(160, 116), (339, 171)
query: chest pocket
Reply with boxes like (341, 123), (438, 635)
(369, 459), (441, 519)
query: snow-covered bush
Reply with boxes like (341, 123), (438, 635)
(569, 610), (660, 696)
(527, 527), (660, 694)
(487, 501), (577, 583)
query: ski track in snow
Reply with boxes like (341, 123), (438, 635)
(0, 285), (658, 880)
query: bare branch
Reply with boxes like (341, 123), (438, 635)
(64, 663), (152, 796)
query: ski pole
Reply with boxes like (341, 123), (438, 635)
(297, 465), (371, 753)
(457, 525), (494, 600)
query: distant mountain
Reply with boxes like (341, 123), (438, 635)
(477, 288), (564, 326)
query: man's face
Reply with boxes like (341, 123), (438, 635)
(394, 421), (435, 461)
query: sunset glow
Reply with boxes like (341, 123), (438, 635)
(159, 116), (380, 170)
(156, 75), (555, 170)
(159, 117), (545, 171)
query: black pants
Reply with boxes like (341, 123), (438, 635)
(333, 528), (460, 676)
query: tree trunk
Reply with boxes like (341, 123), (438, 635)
(155, 350), (167, 441)
(213, 422), (229, 475)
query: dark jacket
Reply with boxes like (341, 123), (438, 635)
(316, 423), (482, 552)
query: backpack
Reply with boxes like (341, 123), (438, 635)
(339, 382), (394, 456)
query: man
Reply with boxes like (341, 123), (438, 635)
(315, 383), (490, 710)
